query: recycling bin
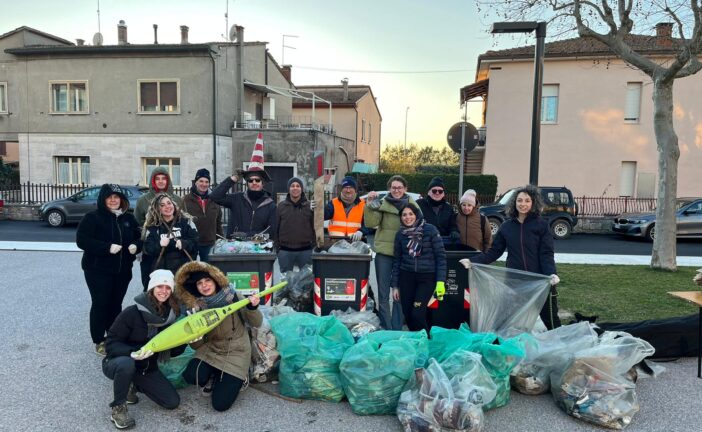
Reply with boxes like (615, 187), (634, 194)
(312, 251), (373, 316)
(429, 248), (480, 329)
(209, 253), (277, 304)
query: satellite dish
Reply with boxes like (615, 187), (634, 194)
(92, 32), (104, 46)
(447, 122), (479, 154)
(228, 25), (238, 42)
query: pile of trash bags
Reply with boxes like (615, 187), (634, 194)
(249, 302), (295, 383)
(340, 331), (429, 415)
(212, 238), (274, 254)
(274, 265), (314, 312)
(269, 313), (355, 402)
(327, 240), (372, 255)
(330, 307), (381, 340)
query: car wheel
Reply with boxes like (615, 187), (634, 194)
(46, 210), (66, 227)
(551, 219), (572, 240)
(488, 218), (502, 236)
(646, 224), (655, 242)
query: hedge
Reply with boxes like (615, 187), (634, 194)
(348, 172), (498, 198)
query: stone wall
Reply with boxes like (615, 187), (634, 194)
(1, 204), (41, 221)
(574, 216), (614, 234)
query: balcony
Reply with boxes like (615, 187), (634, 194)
(233, 115), (335, 135)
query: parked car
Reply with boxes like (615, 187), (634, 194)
(40, 185), (148, 227)
(612, 197), (702, 241)
(479, 186), (579, 240)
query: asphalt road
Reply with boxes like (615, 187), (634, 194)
(3, 220), (702, 256)
(2, 249), (701, 432)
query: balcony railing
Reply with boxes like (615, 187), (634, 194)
(233, 115), (335, 134)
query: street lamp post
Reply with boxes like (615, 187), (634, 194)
(404, 106), (410, 152)
(491, 21), (546, 186)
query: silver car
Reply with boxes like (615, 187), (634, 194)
(612, 198), (702, 241)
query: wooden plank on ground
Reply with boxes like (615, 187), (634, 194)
(314, 177), (324, 247)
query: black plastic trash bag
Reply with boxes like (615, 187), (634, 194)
(275, 265), (314, 312)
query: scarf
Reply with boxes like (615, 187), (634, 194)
(247, 189), (265, 202)
(110, 209), (123, 217)
(200, 285), (237, 309)
(401, 218), (425, 257)
(134, 292), (177, 362)
(384, 194), (409, 212)
(427, 196), (445, 207)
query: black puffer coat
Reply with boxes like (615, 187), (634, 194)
(210, 177), (277, 238)
(416, 197), (458, 237)
(76, 184), (142, 274)
(391, 222), (447, 287)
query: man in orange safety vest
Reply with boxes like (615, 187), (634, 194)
(324, 176), (368, 241)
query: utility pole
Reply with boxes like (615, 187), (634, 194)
(404, 106), (410, 152)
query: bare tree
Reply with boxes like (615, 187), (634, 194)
(476, 0), (702, 270)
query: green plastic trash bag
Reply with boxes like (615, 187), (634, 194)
(428, 327), (475, 362)
(340, 330), (429, 415)
(158, 346), (195, 389)
(270, 312), (354, 402)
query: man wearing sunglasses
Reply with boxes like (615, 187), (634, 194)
(211, 168), (277, 239)
(416, 177), (460, 244)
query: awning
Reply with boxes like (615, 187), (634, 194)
(460, 79), (489, 104)
(351, 162), (378, 173)
(244, 81), (292, 97)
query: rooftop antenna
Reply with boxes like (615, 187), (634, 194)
(282, 34), (298, 64)
(92, 0), (103, 46)
(221, 0), (231, 41)
(97, 0), (101, 34)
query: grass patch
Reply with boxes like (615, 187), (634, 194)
(557, 264), (701, 322)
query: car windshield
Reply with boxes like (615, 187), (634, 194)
(497, 188), (516, 205)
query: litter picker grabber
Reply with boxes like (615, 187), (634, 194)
(132, 281), (287, 356)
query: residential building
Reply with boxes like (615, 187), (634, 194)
(293, 79), (382, 171)
(460, 23), (701, 198)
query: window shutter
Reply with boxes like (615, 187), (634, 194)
(160, 82), (178, 111)
(140, 83), (158, 111)
(624, 82), (642, 121)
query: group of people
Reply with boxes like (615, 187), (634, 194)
(76, 160), (561, 428)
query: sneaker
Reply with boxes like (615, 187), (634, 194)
(95, 342), (106, 357)
(110, 404), (135, 429)
(200, 377), (213, 397)
(126, 383), (139, 405)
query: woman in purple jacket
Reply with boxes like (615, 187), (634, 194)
(460, 185), (561, 329)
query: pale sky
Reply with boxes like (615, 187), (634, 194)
(3, 0), (526, 151)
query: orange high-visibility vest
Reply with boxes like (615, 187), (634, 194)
(328, 198), (365, 238)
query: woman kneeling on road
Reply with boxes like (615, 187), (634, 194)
(176, 261), (262, 412)
(102, 269), (185, 429)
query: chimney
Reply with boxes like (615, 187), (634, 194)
(341, 78), (349, 101)
(76, 39), (85, 46)
(117, 20), (128, 45)
(281, 65), (292, 82)
(153, 24), (158, 44)
(180, 25), (189, 44)
(656, 22), (673, 47)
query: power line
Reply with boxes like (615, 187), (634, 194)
(294, 65), (473, 74)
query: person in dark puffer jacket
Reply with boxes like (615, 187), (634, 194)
(275, 177), (315, 272)
(461, 184), (561, 329)
(77, 183), (142, 356)
(210, 172), (276, 239)
(183, 168), (222, 262)
(416, 176), (459, 241)
(102, 269), (186, 429)
(391, 203), (447, 333)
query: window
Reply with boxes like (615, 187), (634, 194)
(143, 158), (180, 185)
(624, 82), (642, 123)
(540, 84), (559, 123)
(0, 82), (7, 114)
(361, 119), (366, 141)
(368, 123), (372, 144)
(50, 81), (88, 114)
(138, 80), (180, 113)
(55, 156), (90, 184)
(74, 187), (100, 201)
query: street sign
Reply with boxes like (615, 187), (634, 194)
(447, 122), (479, 154)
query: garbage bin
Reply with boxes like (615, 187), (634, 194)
(209, 253), (277, 304)
(312, 252), (372, 316)
(429, 247), (480, 329)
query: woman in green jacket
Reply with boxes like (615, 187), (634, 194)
(364, 175), (418, 330)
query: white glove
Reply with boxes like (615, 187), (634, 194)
(187, 336), (204, 344)
(109, 244), (122, 254)
(159, 236), (170, 247)
(459, 258), (472, 269)
(175, 240), (183, 250)
(550, 274), (560, 286)
(128, 244), (137, 255)
(130, 349), (154, 360)
(351, 230), (363, 242)
(309, 200), (317, 210)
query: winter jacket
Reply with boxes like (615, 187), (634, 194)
(76, 184), (142, 274)
(210, 177), (277, 238)
(364, 195), (419, 256)
(105, 299), (185, 373)
(416, 197), (459, 237)
(143, 218), (199, 274)
(471, 214), (556, 275)
(455, 208), (492, 252)
(134, 167), (183, 226)
(275, 194), (315, 250)
(391, 222), (447, 287)
(183, 193), (223, 247)
(175, 261), (263, 381)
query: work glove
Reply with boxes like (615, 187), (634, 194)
(130, 349), (154, 360)
(435, 281), (446, 301)
(109, 244), (122, 254)
(175, 240), (183, 250)
(159, 236), (170, 247)
(128, 244), (137, 255)
(230, 174), (239, 182)
(450, 231), (460, 242)
(350, 230), (363, 242)
(550, 274), (560, 286)
(185, 307), (200, 316)
(459, 258), (472, 269)
(309, 200), (317, 210)
(392, 288), (400, 301)
(187, 336), (204, 344)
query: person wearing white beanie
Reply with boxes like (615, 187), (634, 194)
(455, 189), (492, 252)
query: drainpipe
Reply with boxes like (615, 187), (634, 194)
(209, 48), (218, 181)
(236, 25), (245, 125)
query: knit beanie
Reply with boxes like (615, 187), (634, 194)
(194, 168), (211, 182)
(147, 269), (175, 291)
(460, 189), (477, 206)
(428, 177), (445, 191)
(287, 176), (305, 191)
(341, 176), (358, 190)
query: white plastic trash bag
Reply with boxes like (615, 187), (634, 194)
(469, 263), (551, 335)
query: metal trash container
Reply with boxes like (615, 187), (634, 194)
(209, 253), (277, 304)
(429, 248), (480, 329)
(312, 251), (372, 316)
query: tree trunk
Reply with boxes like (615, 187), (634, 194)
(650, 80), (679, 271)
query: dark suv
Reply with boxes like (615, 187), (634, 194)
(479, 186), (579, 239)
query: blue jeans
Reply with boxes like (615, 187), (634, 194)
(375, 253), (403, 330)
(277, 248), (313, 273)
(198, 245), (213, 263)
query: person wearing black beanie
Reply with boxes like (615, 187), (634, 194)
(275, 176), (315, 272)
(416, 177), (459, 240)
(183, 168), (222, 262)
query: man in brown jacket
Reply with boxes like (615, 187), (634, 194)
(275, 177), (315, 273)
(183, 168), (222, 262)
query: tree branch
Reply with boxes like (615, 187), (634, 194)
(675, 56), (702, 78)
